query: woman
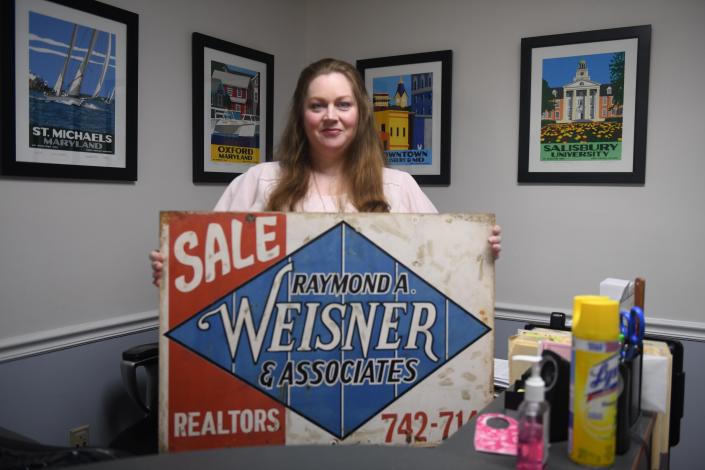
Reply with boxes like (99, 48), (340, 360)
(151, 58), (500, 285)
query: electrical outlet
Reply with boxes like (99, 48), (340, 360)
(69, 425), (89, 447)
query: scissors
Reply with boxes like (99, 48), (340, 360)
(620, 306), (645, 361)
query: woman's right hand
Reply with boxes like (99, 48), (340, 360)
(149, 250), (164, 287)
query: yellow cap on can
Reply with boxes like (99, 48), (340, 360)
(572, 295), (620, 341)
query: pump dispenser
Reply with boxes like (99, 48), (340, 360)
(513, 355), (550, 470)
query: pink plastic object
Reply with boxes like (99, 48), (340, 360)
(517, 421), (546, 469)
(539, 339), (571, 361)
(473, 413), (518, 455)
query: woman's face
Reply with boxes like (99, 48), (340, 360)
(303, 72), (358, 165)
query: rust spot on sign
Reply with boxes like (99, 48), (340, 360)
(462, 372), (477, 382)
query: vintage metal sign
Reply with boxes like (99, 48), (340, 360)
(159, 212), (495, 452)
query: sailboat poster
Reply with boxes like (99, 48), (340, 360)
(28, 11), (116, 155)
(3, 0), (138, 180)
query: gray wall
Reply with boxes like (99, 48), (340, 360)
(304, 0), (705, 330)
(0, 329), (158, 447)
(0, 0), (307, 343)
(2, 0), (703, 347)
(1, 0), (703, 466)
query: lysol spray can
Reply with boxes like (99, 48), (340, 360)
(569, 295), (620, 467)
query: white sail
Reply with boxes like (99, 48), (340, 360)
(67, 29), (98, 97)
(52, 24), (77, 96)
(91, 32), (111, 98)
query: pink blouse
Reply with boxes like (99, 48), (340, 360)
(213, 162), (438, 214)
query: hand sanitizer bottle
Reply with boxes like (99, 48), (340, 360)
(513, 355), (550, 470)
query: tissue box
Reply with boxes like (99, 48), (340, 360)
(599, 278), (634, 311)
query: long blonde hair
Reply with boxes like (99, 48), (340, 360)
(266, 58), (389, 212)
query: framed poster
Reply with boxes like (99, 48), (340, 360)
(0, 0), (138, 180)
(159, 212), (494, 451)
(518, 25), (651, 184)
(357, 51), (452, 186)
(192, 33), (273, 184)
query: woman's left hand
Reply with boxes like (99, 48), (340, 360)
(488, 225), (502, 260)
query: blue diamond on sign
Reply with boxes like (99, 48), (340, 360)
(167, 222), (490, 439)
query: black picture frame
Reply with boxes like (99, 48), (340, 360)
(357, 50), (452, 186)
(1, 0), (138, 181)
(518, 25), (651, 184)
(192, 33), (273, 184)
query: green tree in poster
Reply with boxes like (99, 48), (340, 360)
(609, 52), (625, 109)
(541, 79), (555, 113)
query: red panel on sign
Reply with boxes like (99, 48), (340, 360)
(165, 212), (287, 451)
(168, 345), (286, 450)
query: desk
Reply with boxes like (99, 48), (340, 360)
(77, 395), (655, 470)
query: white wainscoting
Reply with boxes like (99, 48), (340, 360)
(495, 302), (705, 342)
(1, 303), (703, 363)
(0, 310), (158, 363)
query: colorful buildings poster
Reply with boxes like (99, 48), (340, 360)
(372, 73), (433, 166)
